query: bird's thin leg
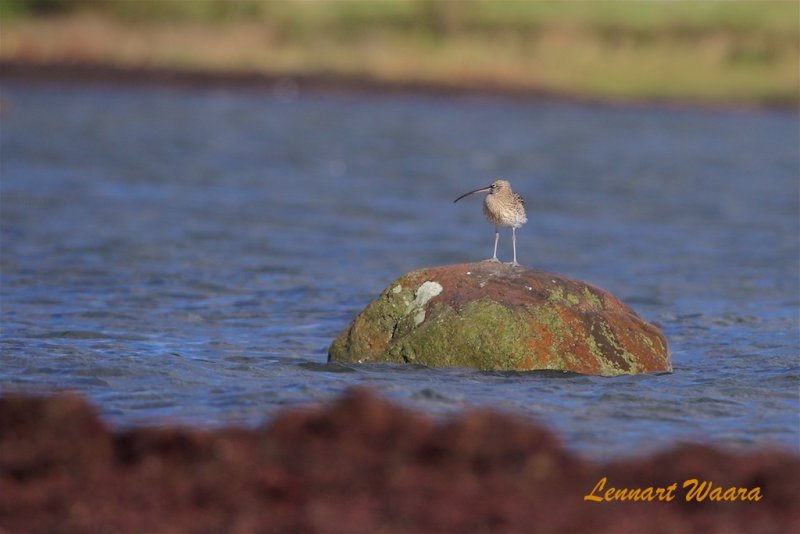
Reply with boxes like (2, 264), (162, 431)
(509, 227), (520, 266)
(489, 227), (500, 262)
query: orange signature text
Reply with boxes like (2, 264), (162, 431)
(584, 477), (762, 503)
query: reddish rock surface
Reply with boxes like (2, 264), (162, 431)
(329, 262), (671, 375)
(1, 390), (797, 533)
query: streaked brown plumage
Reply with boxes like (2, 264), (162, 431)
(453, 179), (527, 266)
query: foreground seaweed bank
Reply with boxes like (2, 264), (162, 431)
(1, 390), (797, 533)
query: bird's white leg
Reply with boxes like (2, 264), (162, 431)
(487, 227), (500, 262)
(509, 227), (520, 266)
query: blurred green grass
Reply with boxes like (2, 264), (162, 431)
(1, 0), (797, 105)
(3, 0), (796, 34)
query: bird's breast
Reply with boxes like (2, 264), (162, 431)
(483, 194), (527, 228)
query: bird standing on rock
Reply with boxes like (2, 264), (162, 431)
(453, 179), (527, 266)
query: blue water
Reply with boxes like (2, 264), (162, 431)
(1, 82), (798, 459)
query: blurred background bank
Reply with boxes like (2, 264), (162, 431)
(1, 0), (798, 106)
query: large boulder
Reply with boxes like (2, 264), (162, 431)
(328, 262), (670, 376)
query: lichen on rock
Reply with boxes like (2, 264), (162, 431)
(328, 262), (671, 376)
(405, 281), (443, 326)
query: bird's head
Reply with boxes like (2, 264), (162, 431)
(490, 179), (511, 193)
(453, 178), (511, 203)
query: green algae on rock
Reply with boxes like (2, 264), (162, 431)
(328, 262), (671, 376)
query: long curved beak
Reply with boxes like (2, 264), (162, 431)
(453, 185), (491, 203)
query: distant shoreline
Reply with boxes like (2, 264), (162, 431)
(2, 60), (795, 112)
(3, 5), (797, 109)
